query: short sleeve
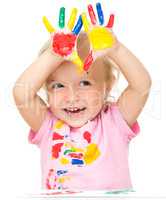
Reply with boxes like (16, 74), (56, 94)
(109, 102), (140, 143)
(28, 108), (55, 148)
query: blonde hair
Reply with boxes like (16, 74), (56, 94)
(38, 32), (120, 102)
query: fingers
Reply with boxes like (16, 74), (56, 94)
(69, 51), (84, 73)
(86, 2), (115, 29)
(106, 14), (115, 28)
(88, 5), (97, 25)
(59, 7), (65, 29)
(72, 15), (83, 35)
(82, 13), (90, 32)
(82, 2), (105, 32)
(42, 16), (56, 33)
(96, 3), (104, 25)
(67, 8), (78, 31)
(83, 51), (93, 71)
(43, 7), (81, 34)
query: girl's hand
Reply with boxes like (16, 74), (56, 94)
(81, 2), (119, 70)
(92, 31), (121, 59)
(42, 7), (84, 73)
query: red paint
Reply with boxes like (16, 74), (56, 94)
(68, 153), (83, 159)
(88, 4), (97, 25)
(46, 180), (51, 190)
(52, 132), (64, 140)
(48, 169), (54, 176)
(83, 131), (92, 143)
(84, 51), (93, 71)
(52, 143), (64, 159)
(106, 14), (114, 28)
(46, 169), (57, 190)
(52, 33), (77, 56)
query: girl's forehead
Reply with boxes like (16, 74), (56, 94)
(47, 60), (105, 83)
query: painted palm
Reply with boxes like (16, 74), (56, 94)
(42, 7), (84, 73)
(82, 2), (115, 71)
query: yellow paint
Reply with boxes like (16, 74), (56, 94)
(68, 8), (78, 31)
(70, 51), (83, 73)
(73, 147), (84, 153)
(58, 177), (65, 183)
(88, 27), (115, 50)
(84, 143), (100, 164)
(82, 13), (115, 51)
(42, 16), (55, 33)
(76, 66), (84, 74)
(64, 143), (84, 153)
(60, 157), (70, 165)
(64, 142), (73, 148)
(82, 13), (90, 32)
(58, 176), (70, 183)
(70, 147), (76, 152)
(54, 120), (64, 129)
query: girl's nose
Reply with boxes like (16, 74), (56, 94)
(66, 86), (80, 103)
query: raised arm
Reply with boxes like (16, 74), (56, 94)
(13, 49), (63, 132)
(108, 41), (152, 127)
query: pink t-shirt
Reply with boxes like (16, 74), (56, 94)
(28, 102), (140, 191)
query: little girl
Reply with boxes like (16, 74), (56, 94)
(13, 30), (151, 191)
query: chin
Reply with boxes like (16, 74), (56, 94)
(52, 108), (94, 127)
(66, 119), (88, 128)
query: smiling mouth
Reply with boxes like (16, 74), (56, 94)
(63, 107), (86, 114)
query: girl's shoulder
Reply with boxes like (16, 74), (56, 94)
(102, 101), (140, 142)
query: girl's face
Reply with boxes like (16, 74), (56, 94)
(46, 60), (110, 128)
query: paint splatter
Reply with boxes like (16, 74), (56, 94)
(84, 143), (100, 164)
(46, 169), (57, 190)
(57, 170), (68, 176)
(71, 159), (84, 165)
(60, 157), (70, 165)
(52, 143), (64, 159)
(68, 152), (83, 159)
(83, 131), (92, 143)
(52, 132), (64, 140)
(64, 149), (75, 155)
(52, 33), (77, 56)
(54, 120), (64, 129)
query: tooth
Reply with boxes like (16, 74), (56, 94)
(68, 108), (79, 111)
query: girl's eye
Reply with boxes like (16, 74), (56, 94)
(80, 80), (91, 86)
(51, 83), (64, 89)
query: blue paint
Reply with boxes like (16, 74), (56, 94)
(96, 3), (104, 25)
(71, 159), (84, 165)
(72, 15), (83, 35)
(57, 170), (68, 176)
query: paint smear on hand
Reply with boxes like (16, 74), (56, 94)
(52, 33), (77, 56)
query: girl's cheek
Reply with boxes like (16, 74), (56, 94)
(85, 90), (104, 105)
(89, 98), (103, 109)
(48, 91), (68, 107)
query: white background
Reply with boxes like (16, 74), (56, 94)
(0, 0), (166, 199)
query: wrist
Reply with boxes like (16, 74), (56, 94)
(107, 41), (126, 59)
(44, 48), (64, 61)
(38, 48), (64, 70)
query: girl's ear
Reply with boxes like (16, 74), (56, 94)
(76, 32), (91, 62)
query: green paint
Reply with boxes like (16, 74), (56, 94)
(64, 149), (75, 155)
(59, 7), (65, 29)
